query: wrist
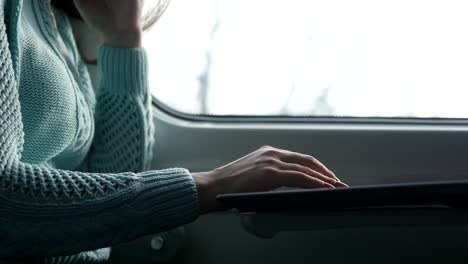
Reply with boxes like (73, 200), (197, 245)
(103, 31), (143, 48)
(192, 171), (219, 214)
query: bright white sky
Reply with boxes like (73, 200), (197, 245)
(144, 0), (468, 118)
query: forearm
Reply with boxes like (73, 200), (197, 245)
(84, 45), (152, 173)
(1, 165), (199, 258)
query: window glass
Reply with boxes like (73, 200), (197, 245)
(144, 0), (468, 117)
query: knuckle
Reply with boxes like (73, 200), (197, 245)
(307, 155), (319, 164)
(260, 145), (273, 151)
(326, 168), (336, 176)
(262, 148), (280, 157)
(307, 156), (329, 169)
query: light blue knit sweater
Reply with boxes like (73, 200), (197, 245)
(0, 0), (199, 263)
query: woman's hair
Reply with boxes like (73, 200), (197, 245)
(51, 0), (170, 31)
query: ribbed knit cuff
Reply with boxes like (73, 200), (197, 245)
(98, 45), (149, 96)
(130, 168), (200, 229)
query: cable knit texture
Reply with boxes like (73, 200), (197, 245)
(0, 0), (200, 263)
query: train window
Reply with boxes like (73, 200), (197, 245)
(144, 0), (468, 118)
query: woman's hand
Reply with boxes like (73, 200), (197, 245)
(73, 0), (144, 48)
(193, 146), (348, 213)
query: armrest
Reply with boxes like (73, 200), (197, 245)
(217, 180), (468, 238)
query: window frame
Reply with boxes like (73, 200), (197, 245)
(152, 97), (468, 126)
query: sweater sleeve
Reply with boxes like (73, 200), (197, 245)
(80, 45), (155, 174)
(0, 17), (200, 259)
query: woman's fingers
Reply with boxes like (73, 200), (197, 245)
(258, 146), (345, 185)
(279, 151), (340, 181)
(276, 162), (348, 188)
(272, 169), (335, 189)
